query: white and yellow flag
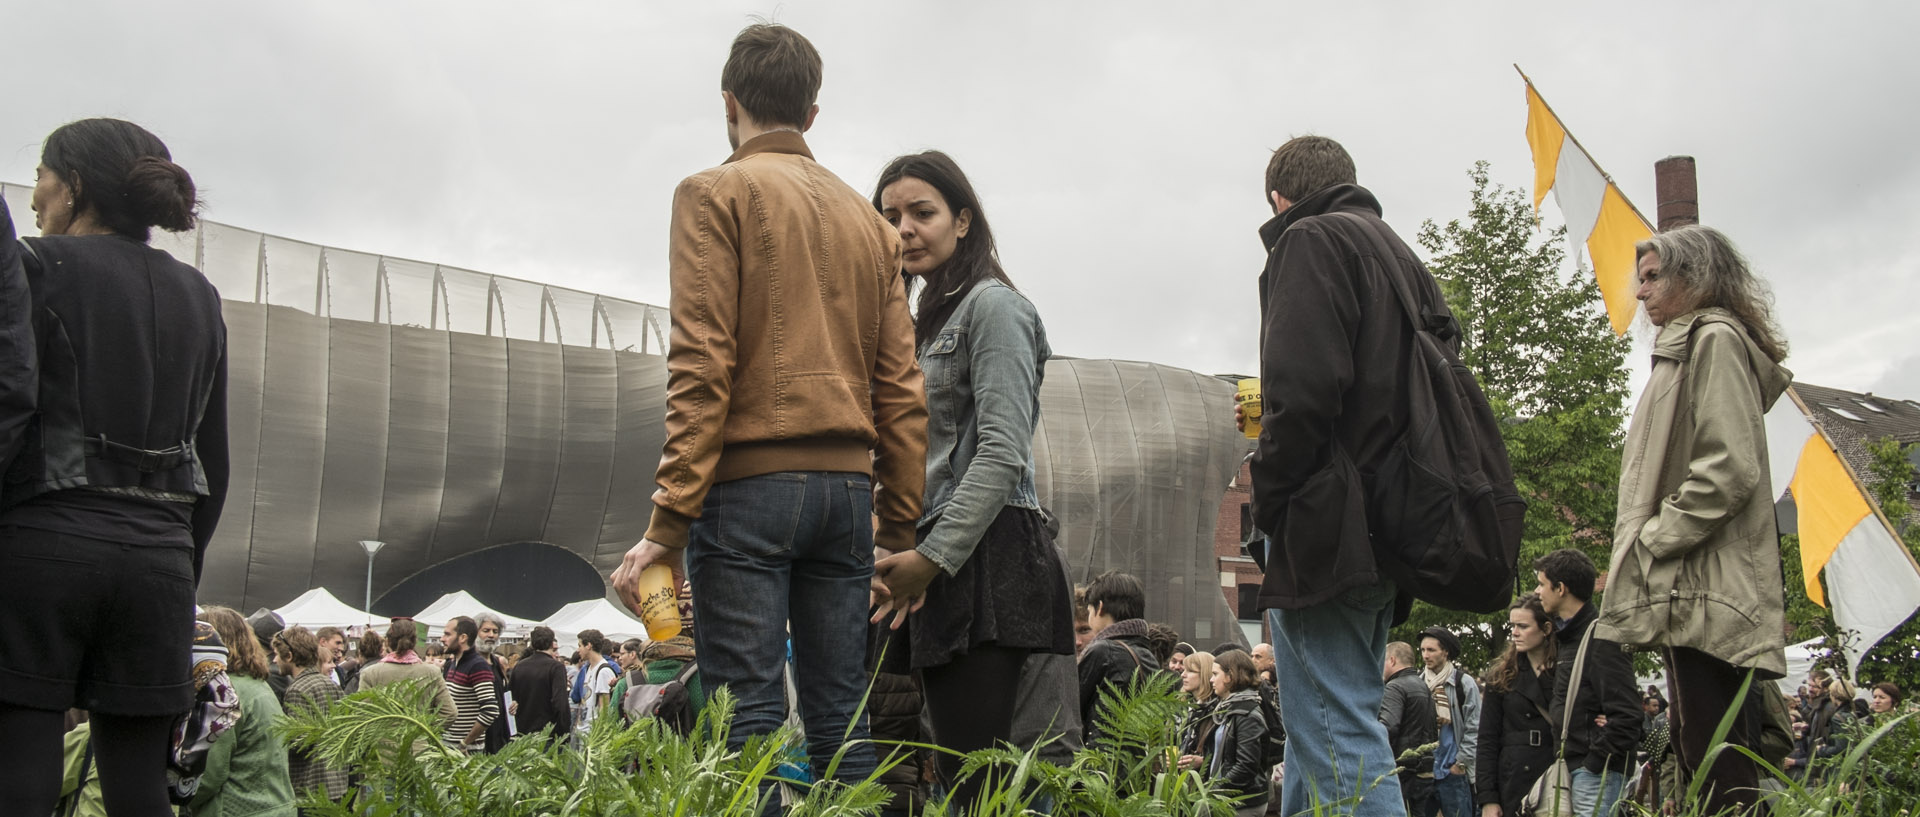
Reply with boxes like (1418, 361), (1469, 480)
(1767, 397), (1920, 679)
(1520, 70), (1651, 336)
(1522, 70), (1920, 677)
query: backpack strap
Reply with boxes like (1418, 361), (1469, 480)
(671, 660), (698, 686)
(1326, 211), (1459, 342)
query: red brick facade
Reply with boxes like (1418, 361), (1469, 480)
(1214, 459), (1268, 643)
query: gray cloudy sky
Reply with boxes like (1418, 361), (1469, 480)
(6, 2), (1917, 399)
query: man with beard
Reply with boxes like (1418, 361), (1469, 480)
(475, 612), (512, 752)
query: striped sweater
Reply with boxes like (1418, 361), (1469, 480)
(442, 650), (500, 744)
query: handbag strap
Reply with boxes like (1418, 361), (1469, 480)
(1554, 624), (1600, 754)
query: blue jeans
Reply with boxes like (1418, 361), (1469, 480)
(686, 471), (878, 785)
(1425, 772), (1472, 817)
(1267, 579), (1403, 817)
(1569, 767), (1626, 817)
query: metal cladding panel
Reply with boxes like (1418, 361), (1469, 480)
(204, 303), (267, 610)
(488, 339), (564, 546)
(544, 345), (619, 550)
(1034, 359), (1249, 647)
(436, 334), (511, 553)
(310, 321), (392, 598)
(595, 350), (669, 568)
(247, 306), (331, 608)
(376, 326), (450, 586)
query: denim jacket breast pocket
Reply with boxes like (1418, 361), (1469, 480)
(919, 327), (968, 509)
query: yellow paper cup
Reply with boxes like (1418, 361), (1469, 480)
(1237, 378), (1262, 439)
(637, 563), (683, 641)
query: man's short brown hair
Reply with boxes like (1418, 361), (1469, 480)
(1265, 135), (1356, 204)
(721, 23), (822, 129)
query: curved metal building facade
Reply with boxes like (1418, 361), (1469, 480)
(3, 183), (1252, 644)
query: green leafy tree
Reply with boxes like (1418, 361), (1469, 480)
(1390, 163), (1632, 672)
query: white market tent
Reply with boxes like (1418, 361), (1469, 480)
(414, 591), (539, 638)
(274, 587), (375, 630)
(542, 598), (650, 645)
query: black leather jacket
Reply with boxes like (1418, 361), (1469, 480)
(1206, 691), (1270, 805)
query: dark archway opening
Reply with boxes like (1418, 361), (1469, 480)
(372, 541), (605, 620)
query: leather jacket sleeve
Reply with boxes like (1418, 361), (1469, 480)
(869, 267), (927, 552)
(647, 173), (745, 548)
(1380, 674), (1411, 753)
(1220, 705), (1268, 793)
(0, 199), (36, 469)
(190, 331), (230, 581)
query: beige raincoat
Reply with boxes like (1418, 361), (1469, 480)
(1596, 308), (1793, 678)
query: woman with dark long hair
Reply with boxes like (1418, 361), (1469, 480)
(1474, 593), (1559, 817)
(1189, 649), (1269, 816)
(868, 151), (1075, 808)
(0, 118), (228, 814)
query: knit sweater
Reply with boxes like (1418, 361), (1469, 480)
(443, 649), (501, 744)
(359, 654), (458, 723)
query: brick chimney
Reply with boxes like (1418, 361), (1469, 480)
(1655, 156), (1698, 232)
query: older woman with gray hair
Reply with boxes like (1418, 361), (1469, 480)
(1595, 224), (1791, 815)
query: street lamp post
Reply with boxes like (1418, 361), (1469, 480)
(359, 540), (386, 623)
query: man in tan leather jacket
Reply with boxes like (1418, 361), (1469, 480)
(610, 23), (927, 785)
(1596, 225), (1791, 815)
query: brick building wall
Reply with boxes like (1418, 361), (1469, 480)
(1213, 458), (1267, 644)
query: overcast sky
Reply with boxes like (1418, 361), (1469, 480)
(6, 2), (1917, 401)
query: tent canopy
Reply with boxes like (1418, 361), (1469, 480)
(275, 587), (374, 630)
(415, 591), (539, 637)
(543, 598), (649, 645)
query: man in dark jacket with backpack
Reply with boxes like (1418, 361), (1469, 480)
(1249, 135), (1455, 817)
(1077, 571), (1159, 743)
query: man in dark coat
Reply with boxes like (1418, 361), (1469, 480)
(507, 626), (571, 743)
(1536, 549), (1642, 817)
(1381, 642), (1439, 815)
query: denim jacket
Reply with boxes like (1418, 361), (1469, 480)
(915, 281), (1048, 575)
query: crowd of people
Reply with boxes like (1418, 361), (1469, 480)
(0, 16), (1901, 817)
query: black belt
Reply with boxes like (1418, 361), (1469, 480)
(84, 435), (194, 473)
(1505, 729), (1547, 747)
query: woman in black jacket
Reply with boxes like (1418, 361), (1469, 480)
(0, 118), (227, 815)
(1475, 593), (1560, 817)
(1180, 649), (1269, 816)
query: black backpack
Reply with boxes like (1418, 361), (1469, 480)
(1332, 212), (1525, 614)
(1254, 682), (1286, 768)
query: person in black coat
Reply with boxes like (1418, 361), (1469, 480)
(1475, 593), (1560, 817)
(0, 118), (228, 816)
(1535, 550), (1642, 816)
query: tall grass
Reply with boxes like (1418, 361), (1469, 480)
(279, 675), (1920, 816)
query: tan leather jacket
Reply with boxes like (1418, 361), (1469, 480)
(645, 132), (927, 551)
(1596, 308), (1792, 677)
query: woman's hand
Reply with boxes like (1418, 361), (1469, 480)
(1481, 804), (1502, 817)
(1177, 753), (1204, 770)
(870, 549), (941, 630)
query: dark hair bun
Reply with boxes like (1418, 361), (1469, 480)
(124, 155), (199, 233)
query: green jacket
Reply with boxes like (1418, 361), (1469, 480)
(1596, 308), (1792, 677)
(58, 723), (105, 817)
(189, 675), (298, 817)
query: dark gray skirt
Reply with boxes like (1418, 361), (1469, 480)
(909, 506), (1076, 670)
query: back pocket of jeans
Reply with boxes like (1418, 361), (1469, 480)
(709, 474), (807, 558)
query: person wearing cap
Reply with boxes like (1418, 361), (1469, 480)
(1419, 627), (1481, 817)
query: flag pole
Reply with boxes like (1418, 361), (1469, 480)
(1784, 385), (1920, 574)
(1514, 65), (1657, 232)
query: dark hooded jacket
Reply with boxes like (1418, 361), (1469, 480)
(1250, 184), (1442, 621)
(1077, 619), (1159, 741)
